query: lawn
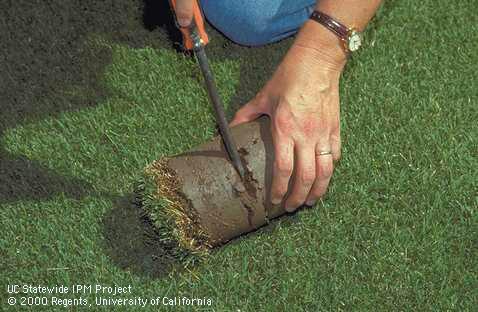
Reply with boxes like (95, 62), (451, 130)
(1, 0), (477, 311)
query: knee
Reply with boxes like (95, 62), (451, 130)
(230, 8), (276, 46)
(201, 0), (277, 46)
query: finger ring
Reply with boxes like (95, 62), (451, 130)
(317, 151), (332, 156)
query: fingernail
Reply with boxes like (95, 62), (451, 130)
(306, 200), (317, 207)
(284, 203), (295, 212)
(271, 198), (281, 205)
(178, 19), (190, 27)
(284, 202), (295, 212)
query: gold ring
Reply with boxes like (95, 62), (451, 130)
(317, 151), (333, 156)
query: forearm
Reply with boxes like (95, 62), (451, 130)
(295, 0), (382, 68)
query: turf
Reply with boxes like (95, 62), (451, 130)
(1, 0), (477, 310)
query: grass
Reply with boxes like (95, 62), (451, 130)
(1, 0), (477, 310)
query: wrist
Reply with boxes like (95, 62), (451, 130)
(294, 19), (348, 72)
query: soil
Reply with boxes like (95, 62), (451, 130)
(165, 117), (289, 246)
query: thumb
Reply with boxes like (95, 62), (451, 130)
(230, 101), (264, 127)
(174, 0), (193, 27)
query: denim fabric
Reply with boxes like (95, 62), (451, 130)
(200, 0), (316, 46)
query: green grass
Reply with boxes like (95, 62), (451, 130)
(1, 0), (477, 310)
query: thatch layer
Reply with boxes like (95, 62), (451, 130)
(140, 158), (211, 259)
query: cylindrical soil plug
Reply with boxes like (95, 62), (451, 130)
(141, 116), (286, 257)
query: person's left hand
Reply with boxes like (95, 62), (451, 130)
(230, 29), (346, 211)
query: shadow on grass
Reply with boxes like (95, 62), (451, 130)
(0, 0), (180, 204)
(101, 189), (304, 279)
(143, 0), (183, 51)
(102, 193), (186, 278)
(0, 155), (92, 203)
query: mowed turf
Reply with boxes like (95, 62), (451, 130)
(1, 0), (477, 310)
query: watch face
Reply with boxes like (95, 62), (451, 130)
(348, 31), (362, 52)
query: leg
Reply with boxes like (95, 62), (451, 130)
(200, 0), (316, 46)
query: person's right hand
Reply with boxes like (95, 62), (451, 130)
(173, 0), (194, 27)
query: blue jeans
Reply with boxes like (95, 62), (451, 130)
(200, 0), (316, 46)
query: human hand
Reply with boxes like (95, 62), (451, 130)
(230, 24), (346, 211)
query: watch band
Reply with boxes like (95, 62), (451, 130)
(309, 10), (349, 43)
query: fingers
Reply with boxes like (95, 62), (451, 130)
(270, 136), (294, 206)
(270, 132), (339, 210)
(229, 100), (263, 127)
(284, 145), (316, 212)
(330, 127), (341, 162)
(174, 0), (194, 27)
(305, 145), (335, 206)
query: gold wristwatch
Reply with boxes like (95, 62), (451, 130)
(310, 10), (362, 53)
